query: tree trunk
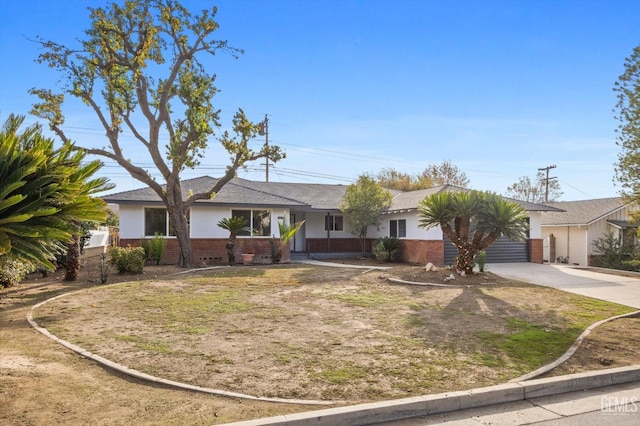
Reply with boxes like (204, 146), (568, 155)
(165, 179), (194, 269)
(359, 231), (368, 257)
(64, 235), (81, 281)
(172, 211), (193, 268)
(226, 233), (237, 265)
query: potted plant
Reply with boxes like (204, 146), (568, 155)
(240, 240), (255, 265)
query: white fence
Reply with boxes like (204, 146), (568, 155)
(86, 228), (110, 248)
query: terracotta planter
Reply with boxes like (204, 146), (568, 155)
(241, 253), (255, 265)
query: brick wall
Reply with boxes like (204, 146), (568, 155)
(119, 238), (287, 265)
(401, 239), (444, 265)
(528, 238), (543, 264)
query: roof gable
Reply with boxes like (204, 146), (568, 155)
(541, 197), (631, 226)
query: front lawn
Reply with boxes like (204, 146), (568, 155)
(33, 264), (634, 403)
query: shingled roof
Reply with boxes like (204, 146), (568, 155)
(541, 197), (630, 226)
(102, 176), (345, 210)
(385, 185), (562, 213)
(103, 176), (562, 214)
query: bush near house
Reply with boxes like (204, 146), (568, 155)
(140, 233), (167, 265)
(0, 255), (35, 288)
(110, 246), (146, 273)
(372, 237), (403, 263)
(592, 231), (635, 270)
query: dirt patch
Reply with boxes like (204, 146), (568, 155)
(1, 256), (639, 425)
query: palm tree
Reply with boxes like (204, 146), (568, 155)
(217, 216), (249, 265)
(0, 114), (112, 275)
(418, 190), (528, 274)
(271, 220), (305, 263)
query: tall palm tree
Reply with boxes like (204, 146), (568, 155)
(217, 216), (249, 265)
(418, 190), (528, 274)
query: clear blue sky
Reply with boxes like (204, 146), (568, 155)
(1, 0), (638, 201)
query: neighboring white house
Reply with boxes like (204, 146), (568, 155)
(540, 197), (638, 266)
(103, 176), (559, 265)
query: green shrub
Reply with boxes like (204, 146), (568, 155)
(139, 238), (150, 259)
(621, 259), (640, 272)
(476, 250), (487, 272)
(0, 255), (35, 287)
(148, 233), (167, 265)
(110, 246), (146, 273)
(372, 237), (403, 263)
(593, 231), (635, 269)
(270, 238), (282, 263)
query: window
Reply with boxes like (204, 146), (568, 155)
(232, 209), (271, 236)
(324, 214), (344, 231)
(390, 219), (406, 238)
(145, 208), (168, 236)
(144, 208), (189, 236)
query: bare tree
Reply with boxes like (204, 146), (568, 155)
(420, 160), (470, 187)
(375, 161), (469, 191)
(30, 0), (283, 267)
(505, 171), (562, 203)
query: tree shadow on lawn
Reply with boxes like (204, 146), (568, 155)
(407, 284), (583, 375)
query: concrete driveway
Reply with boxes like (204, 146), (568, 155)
(489, 263), (640, 309)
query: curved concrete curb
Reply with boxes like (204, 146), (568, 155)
(222, 365), (640, 426)
(27, 286), (334, 406)
(388, 277), (640, 382)
(510, 309), (640, 382)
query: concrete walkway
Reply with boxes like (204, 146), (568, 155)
(488, 263), (640, 309)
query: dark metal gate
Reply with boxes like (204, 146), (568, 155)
(444, 236), (529, 264)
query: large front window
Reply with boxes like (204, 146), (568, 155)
(232, 209), (271, 236)
(144, 208), (189, 236)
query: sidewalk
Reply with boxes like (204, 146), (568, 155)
(223, 366), (640, 425)
(381, 380), (639, 425)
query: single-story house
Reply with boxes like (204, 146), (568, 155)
(102, 176), (560, 265)
(540, 197), (638, 266)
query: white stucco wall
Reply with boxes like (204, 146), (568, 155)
(372, 212), (442, 240)
(528, 212), (542, 239)
(542, 225), (588, 266)
(119, 205), (144, 239)
(304, 212), (351, 238)
(190, 206), (227, 238)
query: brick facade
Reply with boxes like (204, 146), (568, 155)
(119, 238), (289, 265)
(400, 239), (445, 265)
(528, 238), (543, 264)
(118, 237), (535, 266)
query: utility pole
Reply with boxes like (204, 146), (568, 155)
(258, 114), (269, 182)
(538, 164), (557, 202)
